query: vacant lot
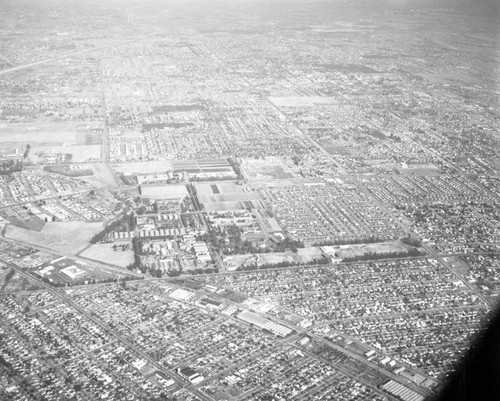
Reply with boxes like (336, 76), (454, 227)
(258, 251), (302, 265)
(336, 241), (408, 259)
(34, 144), (101, 163)
(0, 122), (77, 145)
(297, 247), (324, 262)
(79, 243), (134, 268)
(6, 221), (103, 254)
(79, 163), (118, 187)
(242, 158), (295, 181)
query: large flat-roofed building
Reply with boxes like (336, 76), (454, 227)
(60, 265), (86, 280)
(237, 310), (293, 337)
(380, 380), (424, 401)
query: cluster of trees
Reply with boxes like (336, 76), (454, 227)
(126, 237), (144, 272)
(39, 275), (141, 288)
(228, 157), (244, 179)
(189, 174), (237, 182)
(313, 236), (390, 247)
(200, 225), (304, 255)
(236, 257), (329, 272)
(0, 268), (15, 292)
(118, 173), (137, 186)
(149, 268), (163, 278)
(44, 165), (93, 177)
(0, 159), (23, 175)
(342, 248), (425, 263)
(167, 269), (182, 277)
(199, 224), (255, 255)
(187, 267), (219, 275)
(186, 183), (202, 211)
(272, 237), (305, 252)
(90, 213), (135, 244)
(23, 144), (31, 159)
(400, 235), (423, 247)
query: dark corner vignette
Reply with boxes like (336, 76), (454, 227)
(437, 303), (500, 401)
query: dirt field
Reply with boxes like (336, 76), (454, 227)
(223, 248), (323, 269)
(297, 247), (324, 262)
(0, 122), (78, 145)
(258, 251), (302, 265)
(242, 158), (295, 181)
(33, 144), (101, 163)
(79, 163), (118, 187)
(223, 254), (257, 271)
(336, 242), (408, 259)
(79, 243), (134, 268)
(6, 221), (103, 254)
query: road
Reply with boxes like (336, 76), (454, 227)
(0, 35), (151, 78)
(0, 236), (142, 278)
(0, 7), (161, 79)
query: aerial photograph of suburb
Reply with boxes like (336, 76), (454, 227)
(0, 0), (499, 400)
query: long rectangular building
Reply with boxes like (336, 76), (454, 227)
(237, 310), (293, 337)
(381, 380), (424, 401)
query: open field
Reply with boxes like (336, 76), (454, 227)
(222, 254), (257, 271)
(0, 122), (101, 163)
(242, 158), (295, 181)
(79, 163), (118, 187)
(0, 265), (42, 292)
(79, 243), (134, 268)
(297, 247), (324, 262)
(33, 144), (101, 162)
(335, 241), (409, 259)
(223, 250), (319, 271)
(0, 122), (78, 145)
(257, 251), (302, 265)
(8, 216), (45, 231)
(6, 221), (103, 254)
